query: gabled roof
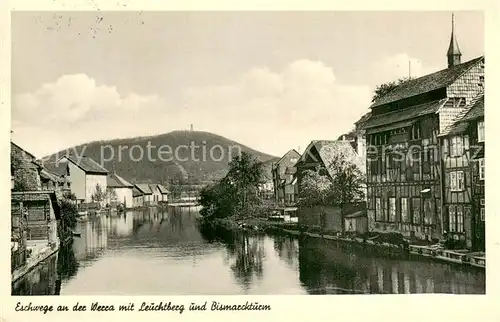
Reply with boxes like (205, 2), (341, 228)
(11, 142), (37, 160)
(275, 149), (301, 167)
(363, 99), (448, 133)
(148, 184), (161, 193)
(354, 112), (372, 130)
(134, 183), (153, 195)
(107, 172), (134, 188)
(157, 184), (170, 194)
(58, 155), (108, 174)
(370, 56), (484, 108)
(132, 187), (143, 197)
(40, 168), (65, 183)
(296, 140), (365, 179)
(439, 92), (484, 137)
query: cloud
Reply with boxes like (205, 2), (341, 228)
(12, 74), (168, 156)
(182, 59), (372, 155)
(12, 55), (440, 158)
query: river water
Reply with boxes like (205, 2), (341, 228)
(12, 207), (485, 295)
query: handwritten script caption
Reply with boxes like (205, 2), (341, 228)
(14, 301), (272, 314)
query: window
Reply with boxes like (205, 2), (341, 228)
(375, 198), (383, 221)
(412, 198), (421, 224)
(412, 151), (421, 178)
(477, 121), (484, 142)
(423, 198), (434, 225)
(449, 205), (464, 233)
(422, 149), (433, 174)
(480, 198), (485, 206)
(450, 136), (464, 157)
(401, 198), (409, 223)
(449, 205), (456, 232)
(450, 171), (465, 191)
(481, 208), (485, 221)
(479, 158), (485, 180)
(388, 197), (396, 222)
(411, 123), (421, 140)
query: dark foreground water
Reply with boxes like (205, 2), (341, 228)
(12, 207), (485, 295)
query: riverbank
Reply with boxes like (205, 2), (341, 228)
(199, 215), (485, 269)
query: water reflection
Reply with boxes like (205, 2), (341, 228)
(12, 208), (486, 295)
(296, 238), (485, 294)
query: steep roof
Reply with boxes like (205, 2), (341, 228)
(439, 92), (484, 137)
(297, 140), (365, 179)
(363, 99), (448, 133)
(59, 155), (108, 174)
(275, 149), (301, 167)
(134, 183), (153, 195)
(447, 14), (462, 57)
(107, 172), (134, 188)
(354, 112), (372, 130)
(40, 168), (65, 183)
(11, 142), (37, 160)
(157, 184), (170, 194)
(132, 187), (143, 197)
(370, 56), (484, 108)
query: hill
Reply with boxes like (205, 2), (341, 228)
(42, 130), (278, 184)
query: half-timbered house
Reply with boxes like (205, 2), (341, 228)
(272, 149), (301, 205)
(439, 92), (484, 250)
(359, 19), (484, 242)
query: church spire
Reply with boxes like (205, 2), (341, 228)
(447, 13), (462, 68)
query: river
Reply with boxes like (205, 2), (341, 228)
(12, 207), (485, 295)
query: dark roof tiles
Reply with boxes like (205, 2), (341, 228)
(370, 56), (484, 108)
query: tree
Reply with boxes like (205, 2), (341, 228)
(199, 152), (265, 219)
(58, 194), (78, 240)
(372, 77), (412, 103)
(298, 154), (366, 234)
(91, 183), (106, 204)
(297, 168), (334, 207)
(327, 154), (366, 234)
(226, 152), (265, 210)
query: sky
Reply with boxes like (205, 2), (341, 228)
(11, 11), (484, 158)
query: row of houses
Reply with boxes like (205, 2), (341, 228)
(38, 154), (171, 208)
(10, 141), (175, 276)
(270, 17), (485, 251)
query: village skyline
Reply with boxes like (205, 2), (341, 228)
(11, 11), (484, 158)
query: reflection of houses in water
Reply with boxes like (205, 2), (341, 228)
(273, 236), (300, 269)
(73, 216), (108, 261)
(224, 234), (266, 291)
(298, 238), (485, 294)
(12, 252), (59, 295)
(109, 212), (134, 237)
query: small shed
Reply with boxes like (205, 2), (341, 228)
(344, 210), (368, 234)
